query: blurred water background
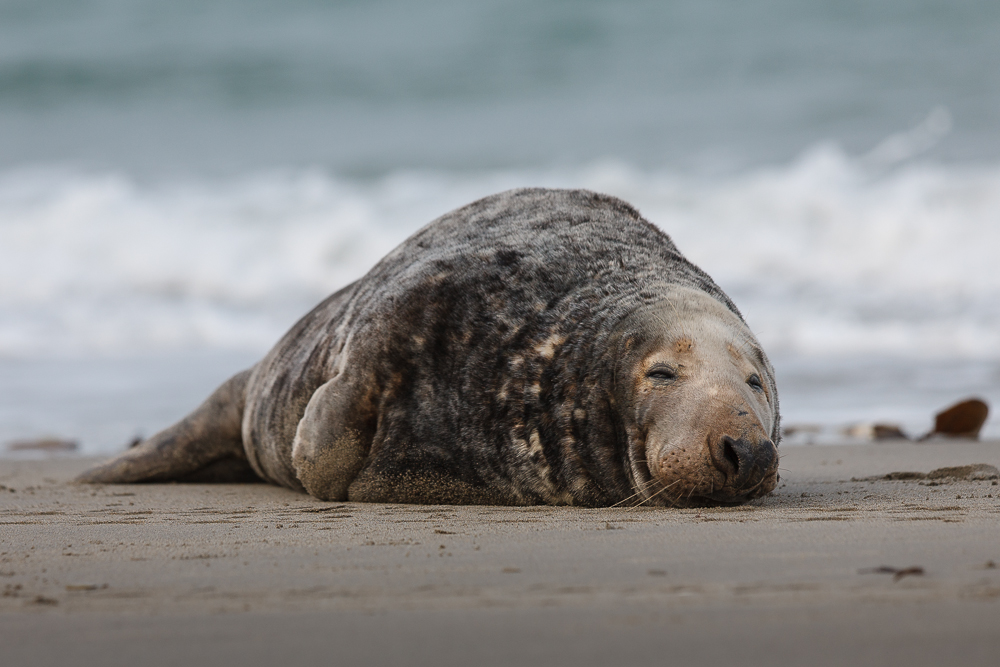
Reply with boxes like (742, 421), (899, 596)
(2, 0), (999, 453)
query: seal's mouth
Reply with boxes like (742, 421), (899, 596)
(638, 478), (777, 508)
(698, 470), (779, 505)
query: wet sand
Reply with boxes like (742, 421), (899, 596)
(3, 441), (1000, 666)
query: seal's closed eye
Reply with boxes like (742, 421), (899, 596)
(647, 365), (678, 382)
(747, 374), (764, 393)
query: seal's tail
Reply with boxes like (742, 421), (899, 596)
(75, 369), (256, 484)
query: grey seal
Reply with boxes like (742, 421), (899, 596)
(78, 188), (780, 507)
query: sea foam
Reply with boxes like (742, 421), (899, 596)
(2, 148), (997, 362)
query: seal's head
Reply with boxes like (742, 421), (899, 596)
(615, 286), (780, 507)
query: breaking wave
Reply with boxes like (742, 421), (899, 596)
(2, 147), (998, 362)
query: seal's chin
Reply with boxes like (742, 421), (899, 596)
(698, 472), (780, 505)
(643, 471), (779, 508)
(638, 482), (771, 508)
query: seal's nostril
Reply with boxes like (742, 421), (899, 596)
(721, 436), (740, 477)
(709, 436), (776, 496)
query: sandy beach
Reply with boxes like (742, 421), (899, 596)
(4, 3), (1000, 666)
(2, 441), (999, 666)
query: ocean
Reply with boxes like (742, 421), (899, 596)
(2, 0), (999, 453)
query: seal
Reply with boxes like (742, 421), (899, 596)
(77, 188), (780, 507)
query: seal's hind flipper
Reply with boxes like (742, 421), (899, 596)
(76, 369), (254, 484)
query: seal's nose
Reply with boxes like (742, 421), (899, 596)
(711, 435), (777, 491)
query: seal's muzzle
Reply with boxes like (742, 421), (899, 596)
(709, 435), (778, 497)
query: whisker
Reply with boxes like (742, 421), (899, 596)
(619, 478), (666, 509)
(610, 477), (661, 509)
(628, 479), (681, 510)
(741, 473), (772, 498)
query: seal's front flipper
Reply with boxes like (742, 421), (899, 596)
(291, 375), (376, 501)
(76, 369), (253, 484)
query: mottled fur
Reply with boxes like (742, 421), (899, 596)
(78, 188), (780, 506)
